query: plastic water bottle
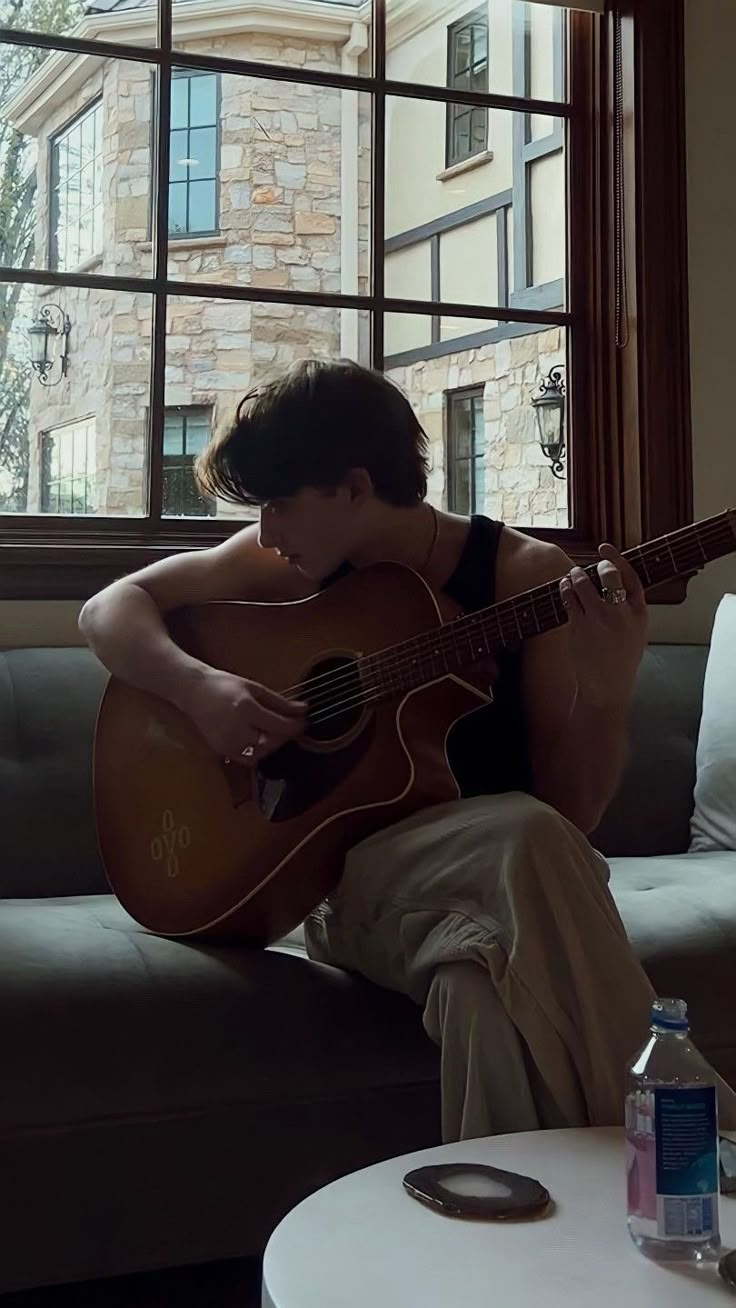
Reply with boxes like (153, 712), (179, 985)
(626, 997), (720, 1263)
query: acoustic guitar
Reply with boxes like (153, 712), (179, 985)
(95, 510), (736, 945)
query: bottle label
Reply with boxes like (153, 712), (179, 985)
(654, 1086), (719, 1240)
(626, 1085), (719, 1241)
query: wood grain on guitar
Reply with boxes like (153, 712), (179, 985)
(94, 512), (736, 946)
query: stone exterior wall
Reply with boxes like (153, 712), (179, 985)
(28, 31), (360, 517)
(389, 327), (568, 528)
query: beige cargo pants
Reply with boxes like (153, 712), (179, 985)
(305, 792), (736, 1142)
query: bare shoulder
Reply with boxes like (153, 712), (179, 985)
(125, 522), (312, 612)
(495, 526), (572, 601)
(214, 524), (313, 601)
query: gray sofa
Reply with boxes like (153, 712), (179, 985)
(1, 643), (734, 1294)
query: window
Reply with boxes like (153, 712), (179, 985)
(446, 9), (489, 168)
(163, 408), (215, 518)
(447, 389), (485, 515)
(50, 101), (103, 271)
(0, 5), (694, 605)
(41, 419), (96, 515)
(169, 71), (219, 237)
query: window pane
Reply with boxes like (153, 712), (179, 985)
(163, 416), (185, 457)
(167, 70), (371, 297)
(452, 457), (471, 516)
(169, 130), (190, 183)
(187, 179), (217, 235)
(188, 127), (218, 179)
(387, 1), (566, 100)
(0, 284), (152, 516)
(184, 416), (211, 456)
(164, 297), (370, 520)
(385, 314), (569, 528)
(386, 97), (566, 311)
(1, 50), (153, 277)
(170, 76), (189, 131)
(189, 74), (218, 129)
(451, 399), (473, 460)
(168, 183), (188, 236)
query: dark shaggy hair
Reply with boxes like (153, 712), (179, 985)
(196, 358), (429, 508)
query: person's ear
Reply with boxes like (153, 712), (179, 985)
(342, 467), (374, 505)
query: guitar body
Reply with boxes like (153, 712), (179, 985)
(94, 563), (492, 945)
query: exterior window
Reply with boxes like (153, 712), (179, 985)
(163, 408), (215, 518)
(41, 419), (96, 515)
(169, 71), (219, 236)
(50, 101), (103, 271)
(446, 8), (489, 168)
(447, 388), (485, 515)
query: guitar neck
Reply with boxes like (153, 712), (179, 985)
(361, 510), (736, 702)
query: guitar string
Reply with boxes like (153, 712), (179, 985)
(295, 525), (731, 721)
(284, 522), (733, 721)
(299, 531), (734, 729)
(279, 517), (731, 706)
(275, 521), (732, 720)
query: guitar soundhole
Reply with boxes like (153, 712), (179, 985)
(303, 654), (365, 745)
(252, 653), (374, 823)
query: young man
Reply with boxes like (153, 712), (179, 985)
(80, 359), (670, 1139)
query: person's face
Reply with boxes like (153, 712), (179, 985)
(258, 484), (364, 581)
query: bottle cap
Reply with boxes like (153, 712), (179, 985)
(650, 998), (688, 1030)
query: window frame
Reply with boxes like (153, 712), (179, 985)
(48, 96), (104, 273)
(445, 7), (490, 169)
(162, 405), (216, 518)
(0, 0), (693, 604)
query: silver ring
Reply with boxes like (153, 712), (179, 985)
(602, 586), (628, 606)
(241, 731), (267, 759)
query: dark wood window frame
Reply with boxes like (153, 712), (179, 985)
(0, 0), (692, 602)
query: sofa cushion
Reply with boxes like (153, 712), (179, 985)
(0, 895), (439, 1136)
(592, 645), (708, 858)
(611, 851), (736, 1084)
(690, 595), (736, 852)
(0, 648), (109, 897)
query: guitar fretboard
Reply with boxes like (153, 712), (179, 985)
(353, 510), (736, 704)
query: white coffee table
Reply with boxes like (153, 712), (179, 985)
(262, 1128), (736, 1307)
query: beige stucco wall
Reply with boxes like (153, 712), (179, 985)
(648, 0), (736, 643)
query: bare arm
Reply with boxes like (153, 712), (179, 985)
(79, 527), (309, 760)
(499, 534), (647, 833)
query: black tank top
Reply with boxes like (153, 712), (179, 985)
(323, 514), (532, 799)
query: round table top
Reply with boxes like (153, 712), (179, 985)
(262, 1128), (736, 1308)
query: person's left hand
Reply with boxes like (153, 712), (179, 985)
(559, 543), (648, 710)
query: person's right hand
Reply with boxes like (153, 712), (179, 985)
(187, 669), (307, 765)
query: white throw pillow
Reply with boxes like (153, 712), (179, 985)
(690, 593), (736, 851)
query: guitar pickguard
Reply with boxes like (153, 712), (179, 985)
(254, 716), (377, 822)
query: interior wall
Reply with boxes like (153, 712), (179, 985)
(649, 0), (736, 644)
(0, 602), (83, 649)
(1, 0), (734, 650)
